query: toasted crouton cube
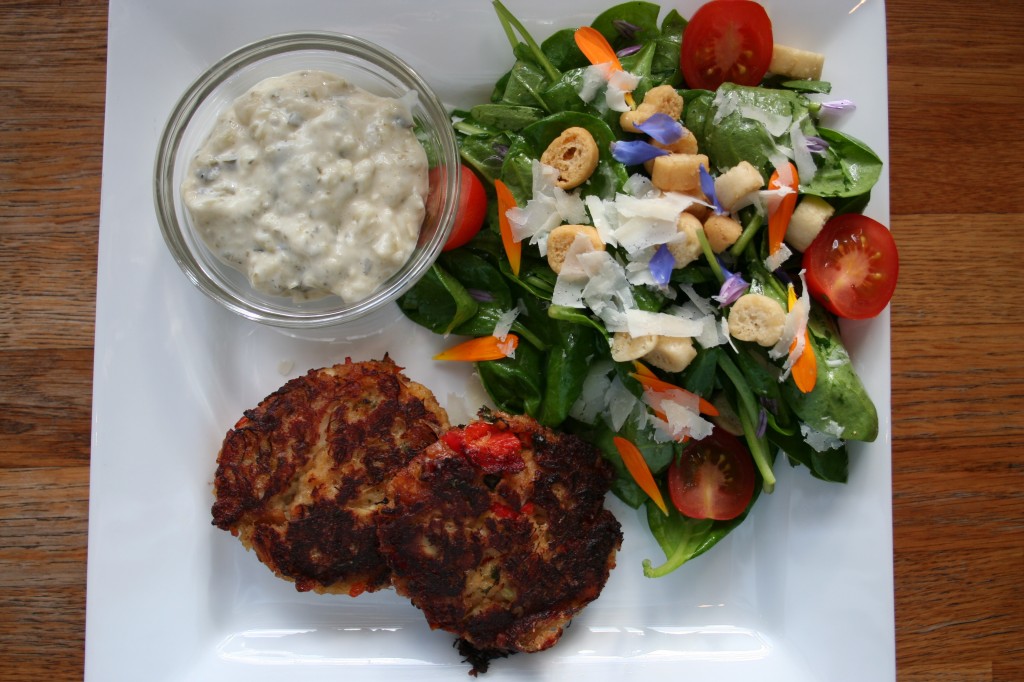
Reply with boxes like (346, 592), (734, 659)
(643, 336), (697, 373)
(540, 127), (600, 189)
(786, 195), (835, 252)
(667, 212), (703, 268)
(729, 293), (787, 347)
(714, 161), (764, 211)
(703, 214), (743, 253)
(650, 153), (709, 193)
(546, 224), (604, 274)
(610, 332), (658, 362)
(620, 84), (684, 133)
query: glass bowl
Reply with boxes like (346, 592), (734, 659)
(154, 32), (459, 328)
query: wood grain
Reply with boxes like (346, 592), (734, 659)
(1, 0), (1022, 681)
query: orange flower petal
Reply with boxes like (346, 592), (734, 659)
(574, 26), (623, 71)
(494, 179), (521, 277)
(630, 362), (719, 416)
(613, 436), (668, 515)
(434, 334), (519, 362)
(786, 284), (817, 393)
(768, 162), (799, 256)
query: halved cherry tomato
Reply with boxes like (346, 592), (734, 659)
(680, 0), (774, 91)
(802, 213), (899, 320)
(437, 164), (487, 251)
(667, 428), (756, 521)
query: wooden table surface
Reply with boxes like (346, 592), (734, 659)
(1, 1), (1022, 680)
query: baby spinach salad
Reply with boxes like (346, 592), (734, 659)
(399, 0), (897, 577)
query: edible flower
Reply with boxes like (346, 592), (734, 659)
(820, 98), (856, 113)
(610, 139), (668, 165)
(575, 25), (624, 71)
(786, 284), (817, 393)
(616, 45), (642, 58)
(613, 436), (669, 515)
(804, 135), (829, 154)
(634, 113), (685, 144)
(467, 288), (495, 303)
(630, 362), (719, 417)
(494, 179), (521, 276)
(434, 333), (519, 362)
(612, 18), (641, 41)
(648, 244), (675, 286)
(574, 26), (636, 107)
(712, 263), (749, 306)
(767, 162), (799, 256)
(698, 164), (726, 215)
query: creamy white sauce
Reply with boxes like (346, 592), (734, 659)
(182, 70), (428, 303)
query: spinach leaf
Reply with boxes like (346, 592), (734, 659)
(779, 302), (879, 442)
(769, 428), (849, 483)
(642, 482), (761, 577)
(801, 127), (883, 198)
(477, 341), (545, 416)
(684, 84), (814, 176)
(536, 321), (598, 427)
(397, 263), (478, 335)
(468, 104), (544, 132)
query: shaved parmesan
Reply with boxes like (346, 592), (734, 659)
(764, 242), (793, 271)
(506, 160), (587, 255)
(569, 360), (615, 425)
(645, 388), (714, 442)
(585, 195), (618, 247)
(788, 118), (818, 184)
(801, 422), (845, 451)
(492, 307), (519, 340)
(626, 309), (704, 338)
(606, 69), (639, 112)
(607, 375), (643, 431)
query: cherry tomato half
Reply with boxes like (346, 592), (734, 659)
(438, 164), (487, 251)
(802, 213), (899, 319)
(680, 0), (774, 91)
(667, 428), (756, 521)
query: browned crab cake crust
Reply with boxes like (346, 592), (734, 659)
(376, 410), (622, 655)
(211, 356), (449, 596)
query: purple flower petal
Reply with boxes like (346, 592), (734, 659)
(756, 408), (768, 438)
(699, 164), (726, 215)
(612, 19), (641, 41)
(634, 113), (685, 144)
(610, 140), (669, 165)
(805, 135), (829, 154)
(467, 288), (495, 303)
(821, 99), (856, 113)
(713, 271), (749, 306)
(616, 44), (642, 58)
(649, 244), (676, 285)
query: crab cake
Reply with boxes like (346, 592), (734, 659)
(376, 409), (622, 658)
(211, 356), (448, 595)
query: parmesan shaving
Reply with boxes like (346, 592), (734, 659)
(764, 242), (793, 271)
(492, 307), (520, 340)
(626, 309), (704, 338)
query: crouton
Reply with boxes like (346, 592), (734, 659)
(540, 127), (600, 189)
(643, 336), (697, 373)
(667, 212), (704, 269)
(650, 153), (709, 193)
(610, 332), (658, 362)
(546, 224), (604, 274)
(714, 161), (764, 211)
(785, 195), (835, 252)
(728, 293), (787, 347)
(620, 84), (684, 133)
(703, 214), (743, 253)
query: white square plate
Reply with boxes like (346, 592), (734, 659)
(86, 0), (894, 680)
